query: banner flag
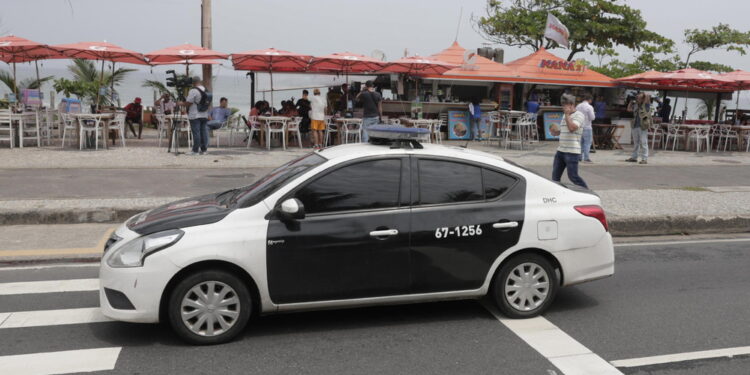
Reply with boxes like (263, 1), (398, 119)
(544, 13), (570, 48)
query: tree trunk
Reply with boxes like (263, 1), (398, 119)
(201, 0), (212, 92)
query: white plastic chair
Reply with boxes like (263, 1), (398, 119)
(154, 114), (169, 147)
(14, 112), (40, 148)
(286, 117), (303, 149)
(170, 117), (193, 150)
(687, 127), (711, 152)
(265, 118), (287, 150)
(648, 123), (664, 150)
(0, 110), (14, 148)
(107, 112), (127, 147)
(718, 125), (740, 151)
(213, 114), (238, 147)
(60, 112), (78, 148)
(323, 117), (338, 147)
(246, 115), (261, 148)
(663, 123), (685, 151)
(414, 119), (432, 143)
(432, 119), (443, 144)
(77, 116), (104, 150)
(744, 132), (750, 152)
(342, 119), (362, 144)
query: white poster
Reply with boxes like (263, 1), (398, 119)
(544, 13), (570, 48)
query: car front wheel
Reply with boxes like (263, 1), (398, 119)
(168, 269), (252, 345)
(492, 253), (558, 318)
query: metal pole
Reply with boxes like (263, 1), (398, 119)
(714, 92), (721, 122)
(95, 59), (105, 111)
(201, 0), (213, 92)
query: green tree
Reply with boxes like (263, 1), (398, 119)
(0, 70), (54, 94)
(688, 61), (734, 73)
(65, 59), (135, 106)
(683, 23), (750, 67)
(590, 44), (681, 78)
(475, 0), (671, 61)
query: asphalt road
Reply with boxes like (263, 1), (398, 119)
(0, 236), (749, 374)
(1, 165), (749, 200)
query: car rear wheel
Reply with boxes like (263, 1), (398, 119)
(168, 270), (252, 345)
(492, 253), (558, 318)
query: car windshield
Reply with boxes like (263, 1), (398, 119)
(226, 153), (327, 208)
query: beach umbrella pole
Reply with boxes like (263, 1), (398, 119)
(12, 62), (17, 102)
(95, 59), (105, 111)
(270, 71), (274, 115)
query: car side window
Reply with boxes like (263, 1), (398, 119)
(482, 168), (517, 200)
(418, 160), (483, 205)
(295, 159), (401, 214)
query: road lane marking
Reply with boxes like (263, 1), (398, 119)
(0, 307), (112, 329)
(482, 302), (623, 375)
(0, 279), (98, 295)
(0, 227), (114, 258)
(611, 346), (750, 368)
(0, 347), (121, 375)
(615, 237), (750, 248)
(0, 263), (99, 271)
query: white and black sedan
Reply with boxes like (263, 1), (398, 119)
(99, 134), (614, 344)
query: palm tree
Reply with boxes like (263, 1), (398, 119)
(67, 59), (135, 106)
(0, 69), (53, 94)
(141, 79), (175, 99)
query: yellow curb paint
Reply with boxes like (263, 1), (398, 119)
(0, 227), (115, 258)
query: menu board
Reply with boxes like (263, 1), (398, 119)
(543, 111), (563, 140)
(448, 111), (471, 140)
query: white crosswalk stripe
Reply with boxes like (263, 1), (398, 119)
(0, 279), (98, 295)
(0, 307), (112, 329)
(0, 347), (121, 375)
(0, 272), (119, 374)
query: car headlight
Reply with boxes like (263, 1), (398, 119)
(107, 229), (184, 268)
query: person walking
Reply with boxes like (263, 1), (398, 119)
(469, 97), (482, 141)
(309, 88), (327, 150)
(356, 81), (382, 143)
(180, 77), (210, 155)
(576, 93), (595, 163)
(296, 90), (312, 137)
(551, 95), (588, 189)
(626, 92), (652, 164)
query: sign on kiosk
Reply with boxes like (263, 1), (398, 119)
(448, 111), (471, 140)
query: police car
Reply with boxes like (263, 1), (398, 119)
(99, 127), (614, 345)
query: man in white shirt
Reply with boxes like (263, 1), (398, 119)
(309, 88), (327, 149)
(576, 93), (596, 163)
(550, 95), (588, 189)
(179, 77), (209, 155)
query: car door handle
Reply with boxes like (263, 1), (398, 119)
(493, 221), (519, 229)
(369, 229), (399, 237)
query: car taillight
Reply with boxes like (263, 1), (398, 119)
(575, 205), (609, 232)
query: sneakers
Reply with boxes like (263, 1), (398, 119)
(625, 158), (637, 162)
(639, 160), (648, 164)
(189, 151), (199, 156)
(583, 159), (593, 163)
(199, 151), (206, 155)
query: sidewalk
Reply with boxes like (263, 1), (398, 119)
(1, 133), (749, 245)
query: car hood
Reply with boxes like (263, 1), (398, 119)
(126, 193), (234, 235)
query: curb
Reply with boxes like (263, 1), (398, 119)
(0, 208), (143, 226)
(608, 215), (750, 237)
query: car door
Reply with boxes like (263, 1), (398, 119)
(266, 157), (412, 304)
(409, 157), (525, 293)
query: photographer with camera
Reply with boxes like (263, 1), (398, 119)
(179, 76), (211, 155)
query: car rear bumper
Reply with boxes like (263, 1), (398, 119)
(557, 233), (615, 287)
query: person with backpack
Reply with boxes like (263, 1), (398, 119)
(180, 77), (212, 155)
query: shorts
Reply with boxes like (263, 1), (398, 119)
(311, 120), (325, 131)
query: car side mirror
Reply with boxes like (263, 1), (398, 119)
(278, 198), (305, 220)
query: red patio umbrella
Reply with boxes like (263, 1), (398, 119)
(53, 41), (148, 109)
(145, 43), (229, 72)
(614, 70), (665, 85)
(721, 70), (750, 116)
(231, 48), (312, 113)
(150, 59), (220, 66)
(308, 52), (386, 82)
(0, 35), (62, 98)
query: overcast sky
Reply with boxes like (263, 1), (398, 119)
(3, 0), (750, 74)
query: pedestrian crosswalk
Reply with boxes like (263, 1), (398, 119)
(0, 264), (121, 375)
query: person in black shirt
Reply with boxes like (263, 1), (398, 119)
(296, 90), (311, 134)
(658, 98), (671, 123)
(356, 80), (382, 142)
